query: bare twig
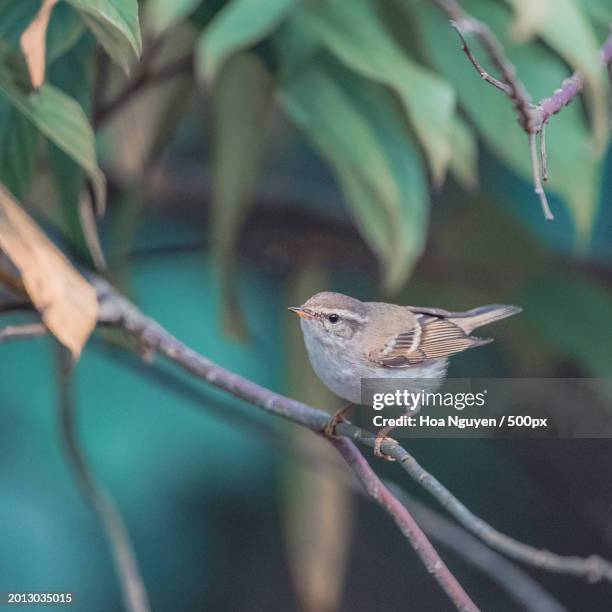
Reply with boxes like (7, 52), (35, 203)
(534, 74), (583, 128)
(529, 132), (554, 220)
(449, 21), (511, 95)
(395, 450), (612, 583)
(385, 484), (569, 612)
(540, 122), (549, 182)
(0, 322), (47, 343)
(56, 347), (151, 612)
(433, 1), (612, 220)
(333, 438), (479, 611)
(85, 277), (612, 584)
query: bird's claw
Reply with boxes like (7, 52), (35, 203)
(324, 403), (353, 438)
(373, 428), (398, 461)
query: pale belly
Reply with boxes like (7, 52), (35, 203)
(302, 328), (447, 404)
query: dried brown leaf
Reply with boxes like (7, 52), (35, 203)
(0, 184), (98, 358)
(20, 0), (59, 90)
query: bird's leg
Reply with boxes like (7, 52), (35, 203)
(373, 425), (398, 461)
(324, 403), (353, 438)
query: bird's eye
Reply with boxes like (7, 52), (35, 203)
(327, 314), (340, 324)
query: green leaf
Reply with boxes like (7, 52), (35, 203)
(581, 0), (612, 28)
(0, 64), (105, 213)
(291, 0), (455, 186)
(449, 115), (479, 191)
(280, 55), (429, 289)
(0, 97), (39, 200)
(506, 0), (609, 152)
(146, 0), (201, 36)
(65, 0), (142, 70)
(47, 3), (86, 63)
(212, 52), (273, 340)
(47, 33), (97, 259)
(522, 274), (612, 377)
(0, 1), (39, 49)
(196, 0), (297, 82)
(409, 0), (601, 243)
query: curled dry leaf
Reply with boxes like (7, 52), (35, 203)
(0, 184), (98, 359)
(20, 0), (59, 90)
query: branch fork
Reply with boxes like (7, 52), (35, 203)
(441, 1), (612, 221)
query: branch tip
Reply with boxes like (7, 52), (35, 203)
(529, 133), (554, 221)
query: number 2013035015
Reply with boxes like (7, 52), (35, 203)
(2, 593), (73, 606)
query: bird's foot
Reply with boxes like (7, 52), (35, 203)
(324, 403), (353, 438)
(373, 425), (398, 461)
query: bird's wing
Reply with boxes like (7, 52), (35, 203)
(405, 305), (457, 317)
(368, 313), (491, 368)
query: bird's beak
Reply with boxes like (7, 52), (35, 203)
(288, 306), (314, 319)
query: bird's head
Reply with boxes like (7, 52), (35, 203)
(289, 292), (368, 344)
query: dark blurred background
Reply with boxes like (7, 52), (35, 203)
(1, 0), (612, 610)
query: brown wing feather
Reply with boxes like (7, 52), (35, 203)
(370, 317), (490, 368)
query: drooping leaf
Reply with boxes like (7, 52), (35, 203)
(0, 97), (39, 200)
(271, 12), (320, 80)
(0, 1), (40, 49)
(20, 0), (59, 90)
(47, 33), (102, 264)
(47, 3), (86, 63)
(290, 0), (455, 186)
(0, 65), (106, 213)
(581, 0), (612, 30)
(522, 274), (612, 378)
(196, 0), (297, 82)
(409, 0), (601, 243)
(280, 55), (429, 289)
(505, 0), (551, 41)
(449, 115), (479, 190)
(0, 183), (98, 359)
(212, 52), (273, 340)
(146, 0), (201, 36)
(65, 0), (142, 71)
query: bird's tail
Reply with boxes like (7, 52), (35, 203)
(450, 304), (522, 335)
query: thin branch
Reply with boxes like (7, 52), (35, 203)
(449, 21), (511, 95)
(394, 450), (612, 583)
(540, 122), (549, 182)
(433, 1), (612, 220)
(333, 438), (479, 611)
(56, 347), (151, 612)
(386, 484), (569, 612)
(435, 3), (533, 130)
(529, 132), (554, 220)
(0, 322), (47, 343)
(534, 74), (583, 127)
(87, 277), (612, 584)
